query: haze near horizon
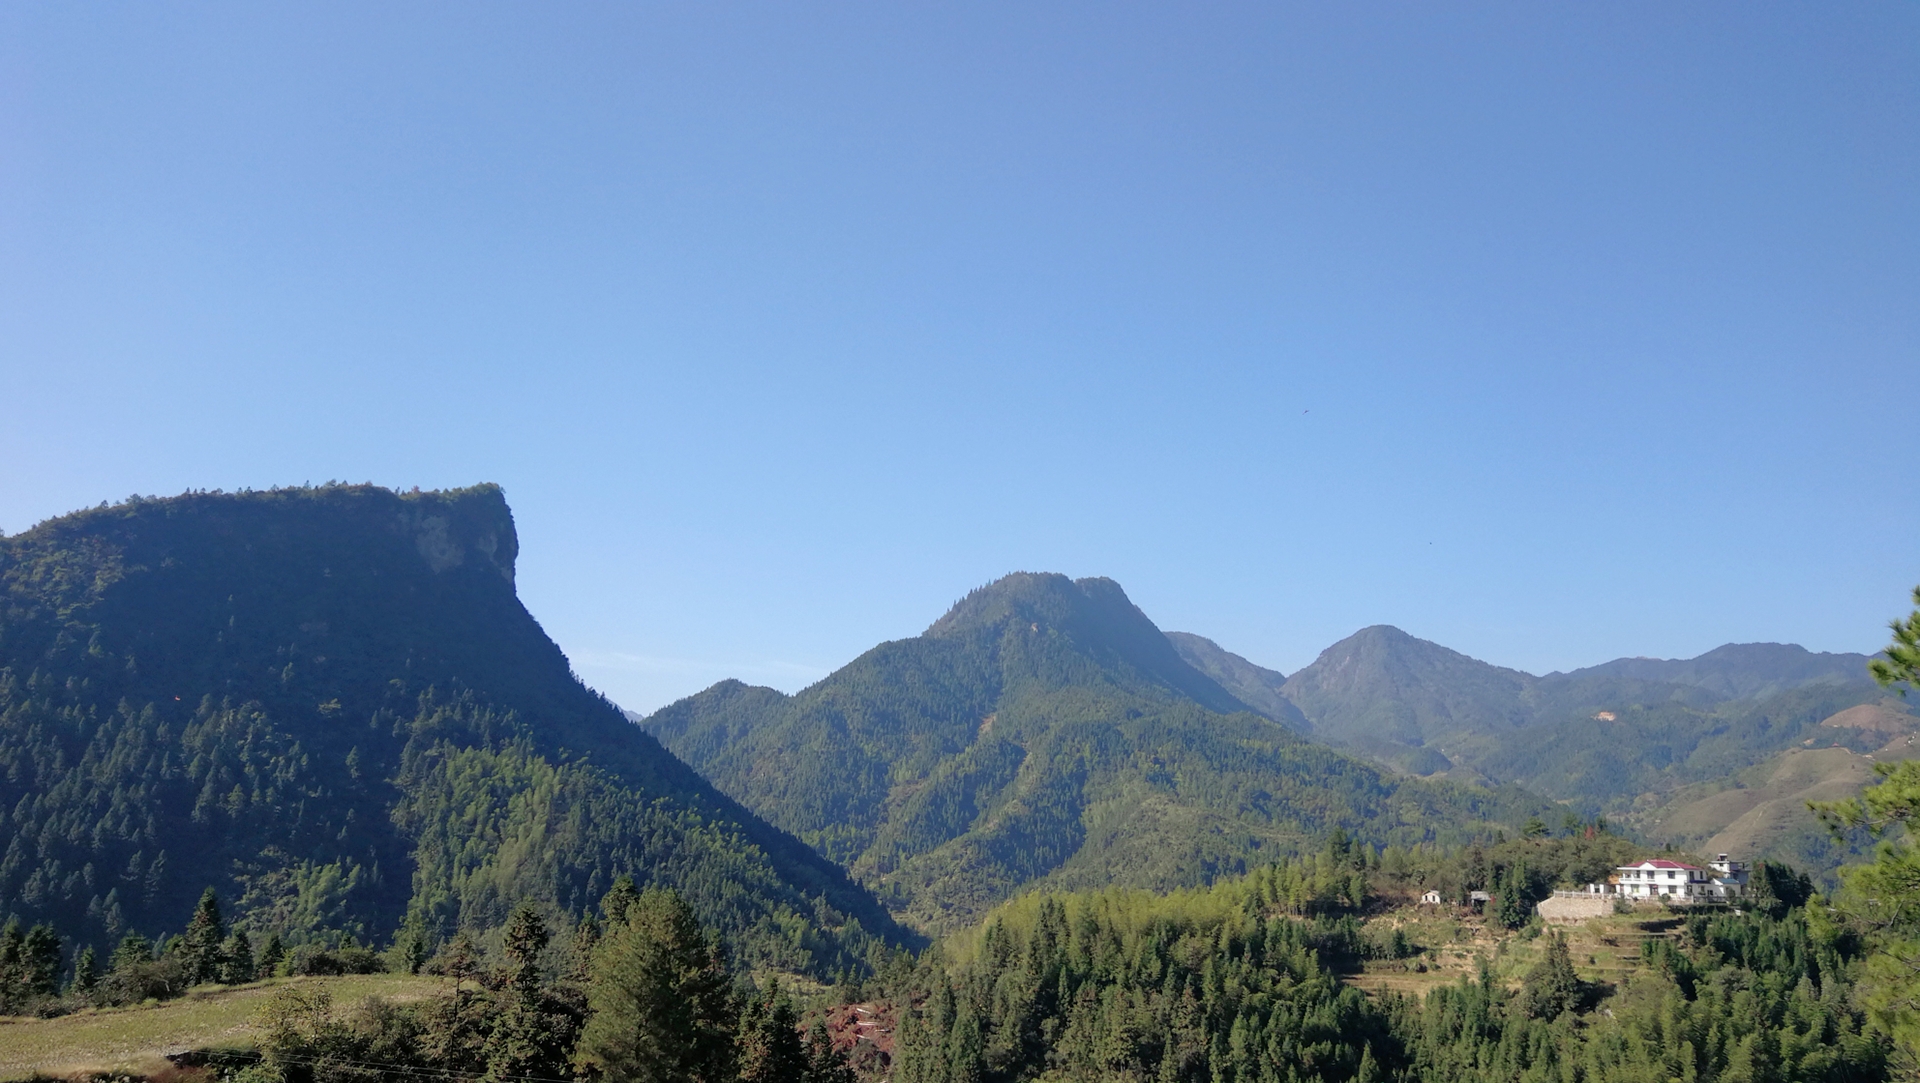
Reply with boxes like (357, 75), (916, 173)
(2, 3), (1914, 714)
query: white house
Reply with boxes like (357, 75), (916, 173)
(1608, 854), (1748, 902)
(1420, 890), (1443, 905)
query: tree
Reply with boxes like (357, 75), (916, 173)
(1520, 932), (1580, 1020)
(601, 874), (641, 927)
(182, 887), (226, 985)
(737, 981), (807, 1083)
(110, 931), (153, 971)
(21, 925), (61, 999)
(221, 930), (255, 984)
(257, 932), (286, 979)
(575, 888), (737, 1083)
(0, 922), (22, 1009)
(1492, 862), (1531, 930)
(482, 907), (577, 1082)
(501, 904), (549, 1000)
(806, 1019), (856, 1083)
(73, 944), (98, 998)
(1870, 586), (1920, 693)
(1816, 583), (1920, 1075)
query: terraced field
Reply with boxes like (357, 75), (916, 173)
(1344, 909), (1685, 1000)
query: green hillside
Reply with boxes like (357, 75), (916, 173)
(1258, 624), (1891, 811)
(1163, 631), (1308, 732)
(0, 485), (911, 974)
(643, 574), (1543, 933)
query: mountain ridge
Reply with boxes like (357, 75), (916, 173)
(0, 485), (913, 971)
(643, 573), (1542, 933)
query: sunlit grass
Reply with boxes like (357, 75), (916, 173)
(0, 974), (444, 1081)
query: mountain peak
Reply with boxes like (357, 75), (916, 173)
(925, 572), (1125, 637)
(923, 572), (1250, 715)
(1280, 624), (1535, 747)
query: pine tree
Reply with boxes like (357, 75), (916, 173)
(483, 906), (574, 1082)
(221, 930), (255, 984)
(0, 922), (23, 1009)
(1521, 932), (1580, 1020)
(21, 925), (61, 999)
(575, 888), (737, 1083)
(502, 904), (549, 999)
(73, 944), (99, 997)
(257, 933), (286, 979)
(737, 981), (807, 1083)
(111, 931), (153, 972)
(806, 1019), (856, 1083)
(601, 874), (640, 927)
(182, 887), (226, 984)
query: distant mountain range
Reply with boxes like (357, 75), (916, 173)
(1168, 624), (1890, 807)
(640, 573), (1543, 932)
(0, 486), (912, 969)
(640, 577), (1901, 920)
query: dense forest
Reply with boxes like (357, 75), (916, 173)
(891, 839), (1880, 1083)
(644, 573), (1547, 932)
(0, 485), (912, 977)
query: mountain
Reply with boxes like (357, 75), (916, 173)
(0, 485), (911, 971)
(1163, 631), (1308, 731)
(1551, 642), (1874, 700)
(643, 573), (1542, 933)
(1276, 625), (1535, 751)
(1625, 701), (1920, 885)
(1189, 625), (1898, 859)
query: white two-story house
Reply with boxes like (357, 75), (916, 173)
(1608, 854), (1748, 901)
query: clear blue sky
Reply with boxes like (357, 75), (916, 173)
(2, 4), (1915, 713)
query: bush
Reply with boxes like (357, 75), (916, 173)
(289, 946), (386, 976)
(94, 953), (191, 1006)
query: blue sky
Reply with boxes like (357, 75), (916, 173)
(2, 3), (1915, 713)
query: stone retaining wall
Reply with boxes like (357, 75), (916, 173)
(1536, 895), (1613, 923)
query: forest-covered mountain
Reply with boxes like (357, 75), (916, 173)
(1185, 623), (1885, 795)
(0, 485), (911, 973)
(1161, 632), (1306, 731)
(641, 574), (1543, 934)
(1176, 623), (1903, 875)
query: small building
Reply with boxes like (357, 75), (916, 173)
(1420, 890), (1443, 905)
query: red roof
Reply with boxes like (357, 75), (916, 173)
(1630, 859), (1703, 871)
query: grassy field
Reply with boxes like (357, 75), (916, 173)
(0, 974), (444, 1081)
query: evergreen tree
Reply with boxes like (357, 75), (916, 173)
(737, 981), (807, 1083)
(482, 906), (577, 1082)
(1491, 861), (1530, 929)
(110, 931), (153, 972)
(21, 925), (61, 999)
(221, 929), (255, 984)
(805, 1019), (856, 1083)
(0, 922), (22, 1008)
(73, 944), (98, 997)
(601, 874), (640, 927)
(257, 932), (286, 978)
(1520, 932), (1580, 1020)
(502, 904), (549, 999)
(182, 887), (226, 984)
(575, 888), (737, 1083)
